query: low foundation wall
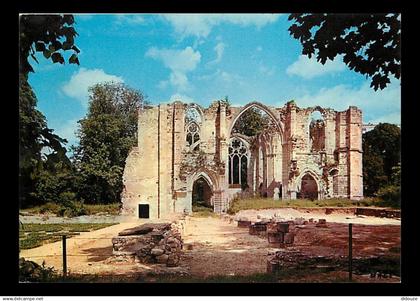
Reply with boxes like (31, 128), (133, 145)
(111, 219), (186, 267)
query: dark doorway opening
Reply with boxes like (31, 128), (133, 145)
(192, 177), (213, 212)
(299, 174), (318, 200)
(138, 204), (149, 218)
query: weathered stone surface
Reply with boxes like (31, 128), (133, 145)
(268, 232), (284, 244)
(277, 222), (290, 233)
(118, 223), (171, 236)
(167, 254), (180, 267)
(121, 101), (364, 218)
(284, 233), (295, 244)
(112, 222), (183, 267)
(156, 254), (169, 264)
(151, 248), (165, 256)
(238, 220), (252, 228)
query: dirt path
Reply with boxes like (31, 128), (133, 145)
(20, 210), (400, 281)
(182, 216), (274, 277)
(19, 222), (148, 275)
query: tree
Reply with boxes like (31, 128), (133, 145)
(288, 13), (400, 90)
(19, 14), (80, 207)
(232, 107), (271, 137)
(362, 123), (401, 196)
(73, 82), (147, 204)
(19, 75), (70, 207)
(19, 14), (80, 75)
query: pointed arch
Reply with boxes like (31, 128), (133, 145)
(228, 102), (284, 138)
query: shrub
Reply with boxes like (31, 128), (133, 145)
(377, 185), (400, 208)
(56, 192), (88, 217)
(19, 257), (58, 282)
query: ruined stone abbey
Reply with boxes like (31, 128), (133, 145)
(121, 100), (363, 219)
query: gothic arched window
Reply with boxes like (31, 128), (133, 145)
(228, 138), (249, 188)
(185, 106), (202, 152)
(186, 122), (200, 151)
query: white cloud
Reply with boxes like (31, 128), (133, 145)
(53, 118), (80, 148)
(292, 78), (401, 124)
(214, 42), (225, 63)
(162, 14), (281, 38)
(286, 55), (347, 79)
(169, 93), (195, 103)
(367, 112), (401, 124)
(169, 72), (189, 90)
(62, 68), (124, 107)
(146, 46), (201, 91)
(114, 15), (145, 25)
(75, 14), (94, 21)
(258, 64), (275, 76)
(207, 42), (226, 66)
(197, 69), (245, 86)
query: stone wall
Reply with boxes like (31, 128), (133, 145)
(122, 100), (363, 219)
(111, 221), (184, 267)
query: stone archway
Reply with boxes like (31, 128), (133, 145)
(192, 176), (214, 211)
(299, 173), (318, 200)
(187, 170), (221, 213)
(228, 102), (284, 138)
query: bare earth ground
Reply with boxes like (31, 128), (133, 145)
(20, 208), (401, 282)
(182, 216), (276, 277)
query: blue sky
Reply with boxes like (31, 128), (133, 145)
(27, 14), (401, 150)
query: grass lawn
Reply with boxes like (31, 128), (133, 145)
(191, 205), (219, 217)
(227, 197), (398, 215)
(20, 203), (121, 216)
(19, 223), (117, 250)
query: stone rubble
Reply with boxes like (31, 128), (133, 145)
(111, 221), (184, 267)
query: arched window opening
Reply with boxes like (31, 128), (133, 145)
(228, 138), (249, 188)
(185, 106), (202, 151)
(330, 169), (339, 196)
(309, 110), (326, 152)
(186, 122), (200, 151)
(232, 107), (276, 137)
(192, 177), (213, 211)
(299, 174), (318, 200)
(185, 106), (202, 124)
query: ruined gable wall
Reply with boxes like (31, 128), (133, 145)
(346, 107), (363, 199)
(122, 107), (159, 218)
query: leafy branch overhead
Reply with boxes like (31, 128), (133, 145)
(20, 14), (80, 74)
(288, 13), (401, 90)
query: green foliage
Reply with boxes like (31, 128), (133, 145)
(377, 185), (400, 208)
(362, 123), (401, 196)
(19, 223), (117, 250)
(19, 258), (59, 282)
(72, 82), (146, 204)
(19, 15), (79, 207)
(19, 75), (70, 208)
(226, 196), (395, 214)
(232, 107), (270, 137)
(22, 202), (121, 216)
(19, 14), (80, 75)
(288, 14), (400, 90)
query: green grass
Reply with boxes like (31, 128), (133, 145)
(191, 205), (219, 217)
(227, 197), (397, 215)
(21, 202), (121, 216)
(19, 223), (117, 250)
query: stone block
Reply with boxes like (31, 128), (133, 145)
(151, 248), (164, 256)
(167, 254), (180, 267)
(267, 260), (280, 274)
(277, 222), (289, 233)
(156, 254), (169, 264)
(284, 233), (295, 244)
(238, 220), (252, 228)
(268, 232), (284, 244)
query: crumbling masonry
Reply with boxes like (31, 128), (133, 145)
(121, 100), (363, 219)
